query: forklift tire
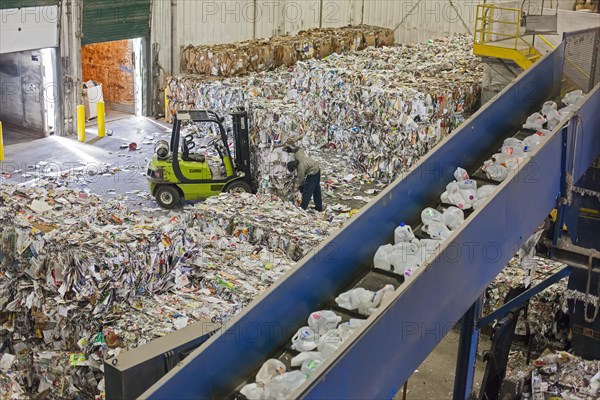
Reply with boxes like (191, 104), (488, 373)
(224, 180), (252, 194)
(155, 185), (181, 209)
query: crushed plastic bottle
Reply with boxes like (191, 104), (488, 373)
(541, 101), (557, 115)
(317, 329), (344, 359)
(523, 112), (547, 130)
(443, 207), (464, 230)
(501, 145), (528, 157)
(265, 371), (307, 398)
(335, 288), (374, 312)
(307, 310), (341, 334)
(522, 130), (548, 152)
(240, 383), (267, 400)
(421, 207), (443, 224)
(337, 319), (366, 340)
(440, 183), (476, 210)
(256, 359), (286, 386)
(290, 327), (318, 352)
(421, 207), (452, 239)
(394, 223), (415, 244)
(545, 109), (561, 130)
(562, 89), (584, 106)
(491, 153), (520, 171)
(503, 137), (523, 147)
(457, 179), (477, 191)
(389, 245), (420, 275)
(483, 160), (509, 182)
(291, 352), (322, 368)
(454, 167), (470, 181)
(335, 285), (394, 315)
(473, 185), (497, 210)
(373, 244), (394, 271)
(301, 359), (322, 377)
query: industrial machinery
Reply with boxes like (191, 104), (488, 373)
(107, 29), (600, 399)
(147, 108), (256, 209)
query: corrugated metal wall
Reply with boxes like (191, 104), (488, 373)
(362, 0), (476, 44)
(151, 0), (172, 73)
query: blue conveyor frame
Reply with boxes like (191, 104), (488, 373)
(142, 42), (600, 399)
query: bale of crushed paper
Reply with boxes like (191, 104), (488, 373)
(167, 35), (482, 193)
(181, 25), (395, 77)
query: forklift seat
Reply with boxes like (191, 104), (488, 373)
(182, 152), (206, 163)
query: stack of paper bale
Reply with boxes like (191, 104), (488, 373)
(182, 25), (395, 77)
(167, 34), (483, 194)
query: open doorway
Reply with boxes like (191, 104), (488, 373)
(81, 38), (144, 125)
(0, 48), (59, 146)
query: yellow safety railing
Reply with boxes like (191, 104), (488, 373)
(473, 4), (543, 70)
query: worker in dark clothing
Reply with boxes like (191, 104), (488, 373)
(285, 146), (323, 212)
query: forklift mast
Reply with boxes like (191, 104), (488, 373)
(231, 109), (254, 187)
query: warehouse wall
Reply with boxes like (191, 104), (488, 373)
(81, 40), (135, 112)
(153, 0), (490, 75)
(0, 50), (45, 133)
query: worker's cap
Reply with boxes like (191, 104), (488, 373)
(287, 160), (299, 172)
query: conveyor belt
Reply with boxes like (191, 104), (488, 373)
(141, 41), (600, 400)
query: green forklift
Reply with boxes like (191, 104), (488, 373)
(146, 108), (256, 209)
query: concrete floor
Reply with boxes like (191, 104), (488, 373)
(1, 115), (171, 209)
(399, 330), (490, 400)
(1, 121), (47, 146)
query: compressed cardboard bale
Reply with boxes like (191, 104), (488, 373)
(181, 25), (395, 77)
(313, 35), (334, 59)
(245, 41), (274, 72)
(273, 39), (298, 67)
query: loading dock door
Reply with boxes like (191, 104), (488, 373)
(0, 4), (59, 54)
(82, 0), (151, 45)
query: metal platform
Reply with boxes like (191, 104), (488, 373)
(121, 34), (600, 400)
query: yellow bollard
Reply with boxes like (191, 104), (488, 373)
(97, 101), (106, 138)
(77, 105), (86, 142)
(0, 121), (4, 161)
(164, 86), (169, 122)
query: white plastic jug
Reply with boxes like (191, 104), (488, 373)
(541, 101), (558, 115)
(423, 222), (451, 241)
(337, 319), (366, 341)
(523, 112), (546, 130)
(546, 109), (561, 130)
(290, 326), (318, 352)
(394, 223), (415, 244)
(291, 352), (322, 368)
(443, 207), (464, 230)
(441, 183), (475, 210)
(335, 288), (373, 311)
(373, 244), (394, 271)
(301, 359), (322, 377)
(256, 359), (286, 386)
(421, 207), (443, 225)
(307, 311), (341, 334)
(389, 248), (420, 275)
(501, 145), (527, 158)
(563, 90), (584, 106)
(266, 371), (306, 398)
(491, 153), (520, 171)
(454, 167), (470, 181)
(240, 383), (266, 400)
(457, 179), (477, 191)
(503, 137), (523, 148)
(483, 161), (509, 182)
(473, 185), (497, 210)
